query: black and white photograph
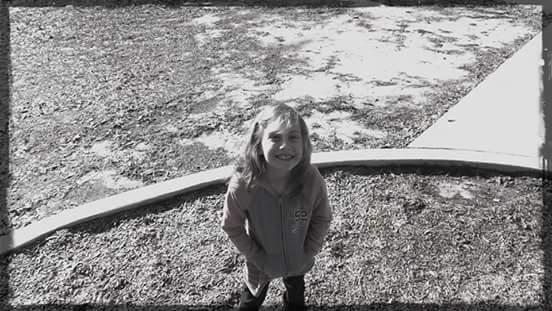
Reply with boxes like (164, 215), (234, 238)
(0, 0), (550, 310)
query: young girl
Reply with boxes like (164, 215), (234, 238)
(221, 103), (332, 311)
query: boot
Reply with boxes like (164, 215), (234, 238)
(282, 292), (307, 311)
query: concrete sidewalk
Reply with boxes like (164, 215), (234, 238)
(409, 25), (548, 164)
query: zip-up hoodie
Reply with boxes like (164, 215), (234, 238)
(221, 164), (332, 296)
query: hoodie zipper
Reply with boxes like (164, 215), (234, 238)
(278, 197), (288, 275)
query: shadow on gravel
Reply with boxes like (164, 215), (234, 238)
(0, 1), (10, 309)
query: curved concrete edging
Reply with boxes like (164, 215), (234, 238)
(0, 148), (545, 256)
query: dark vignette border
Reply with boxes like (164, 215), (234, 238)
(1, 0), (10, 309)
(541, 0), (552, 309)
(0, 0), (550, 310)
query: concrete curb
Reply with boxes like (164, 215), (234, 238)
(0, 148), (545, 256)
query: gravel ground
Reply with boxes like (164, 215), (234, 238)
(3, 166), (544, 309)
(3, 2), (542, 234)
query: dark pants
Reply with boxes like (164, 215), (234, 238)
(238, 275), (306, 311)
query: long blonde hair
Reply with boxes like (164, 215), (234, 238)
(233, 103), (312, 197)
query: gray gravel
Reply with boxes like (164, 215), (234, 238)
(4, 166), (544, 308)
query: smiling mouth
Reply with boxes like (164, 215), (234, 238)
(276, 154), (294, 161)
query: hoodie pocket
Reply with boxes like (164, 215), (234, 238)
(287, 250), (314, 276)
(253, 252), (284, 278)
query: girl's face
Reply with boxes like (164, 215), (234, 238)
(260, 118), (303, 178)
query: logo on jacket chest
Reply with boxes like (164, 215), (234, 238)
(290, 208), (309, 234)
(294, 209), (309, 222)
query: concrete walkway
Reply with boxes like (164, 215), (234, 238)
(409, 25), (548, 168)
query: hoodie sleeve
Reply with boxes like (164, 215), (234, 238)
(221, 177), (263, 261)
(304, 167), (333, 256)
